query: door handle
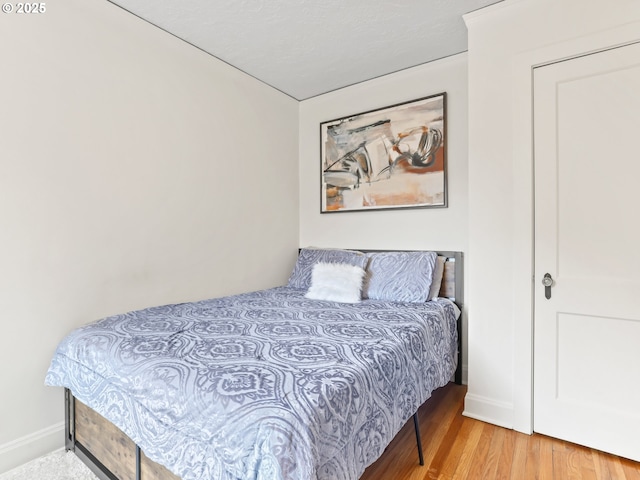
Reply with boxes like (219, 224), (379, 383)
(542, 273), (554, 299)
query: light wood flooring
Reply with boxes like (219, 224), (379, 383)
(360, 383), (640, 480)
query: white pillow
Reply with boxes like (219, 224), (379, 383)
(428, 256), (447, 301)
(305, 262), (365, 303)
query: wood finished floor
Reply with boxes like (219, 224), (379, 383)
(360, 383), (640, 480)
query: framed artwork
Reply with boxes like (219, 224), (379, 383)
(320, 92), (447, 213)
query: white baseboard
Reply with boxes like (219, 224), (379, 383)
(0, 422), (64, 475)
(463, 392), (514, 429)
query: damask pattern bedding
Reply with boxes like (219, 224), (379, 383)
(46, 286), (459, 480)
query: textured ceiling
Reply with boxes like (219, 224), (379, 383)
(107, 0), (502, 100)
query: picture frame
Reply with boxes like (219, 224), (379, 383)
(320, 92), (447, 213)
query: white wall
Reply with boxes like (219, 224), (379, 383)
(299, 53), (469, 373)
(0, 0), (299, 472)
(463, 0), (640, 432)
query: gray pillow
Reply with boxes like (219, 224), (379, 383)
(287, 248), (368, 290)
(364, 251), (438, 302)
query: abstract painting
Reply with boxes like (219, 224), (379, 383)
(320, 93), (447, 213)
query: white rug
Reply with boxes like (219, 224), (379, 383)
(0, 450), (98, 480)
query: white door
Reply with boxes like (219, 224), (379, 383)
(533, 42), (640, 462)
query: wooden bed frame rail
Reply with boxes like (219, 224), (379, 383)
(65, 388), (179, 480)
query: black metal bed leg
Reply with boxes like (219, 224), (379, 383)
(136, 445), (141, 480)
(64, 388), (75, 452)
(413, 412), (424, 466)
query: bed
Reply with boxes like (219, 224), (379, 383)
(46, 248), (463, 480)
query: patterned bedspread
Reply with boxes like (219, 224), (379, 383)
(46, 286), (459, 480)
